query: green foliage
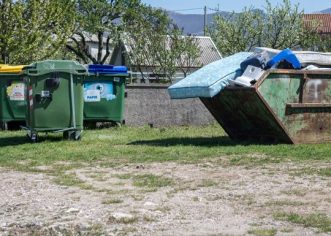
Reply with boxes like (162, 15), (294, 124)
(67, 0), (151, 65)
(123, 6), (178, 81)
(291, 167), (331, 177)
(209, 8), (263, 56)
(197, 179), (218, 188)
(53, 173), (94, 190)
(102, 198), (123, 204)
(209, 0), (320, 56)
(274, 212), (331, 232)
(123, 5), (201, 82)
(68, 0), (201, 79)
(0, 0), (76, 64)
(132, 174), (174, 189)
(247, 228), (277, 236)
(176, 35), (202, 77)
(313, 36), (331, 52)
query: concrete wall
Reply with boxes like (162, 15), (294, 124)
(125, 84), (215, 127)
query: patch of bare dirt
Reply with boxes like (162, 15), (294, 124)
(0, 161), (330, 235)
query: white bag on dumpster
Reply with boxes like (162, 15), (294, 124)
(234, 66), (265, 87)
(168, 52), (252, 99)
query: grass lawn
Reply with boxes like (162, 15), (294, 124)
(0, 123), (330, 173)
(0, 124), (330, 234)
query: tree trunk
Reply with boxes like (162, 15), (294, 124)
(97, 31), (103, 64)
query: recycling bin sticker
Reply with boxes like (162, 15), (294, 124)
(7, 82), (25, 101)
(84, 82), (116, 102)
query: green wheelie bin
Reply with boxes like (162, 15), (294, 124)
(83, 65), (128, 126)
(22, 60), (87, 142)
(0, 65), (26, 130)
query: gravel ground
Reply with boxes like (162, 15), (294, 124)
(0, 161), (330, 235)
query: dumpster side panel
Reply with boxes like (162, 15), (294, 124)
(201, 88), (291, 143)
(259, 72), (331, 144)
(83, 76), (126, 122)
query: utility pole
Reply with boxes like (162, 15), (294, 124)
(204, 6), (207, 36)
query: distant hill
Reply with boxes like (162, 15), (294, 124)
(169, 8), (331, 35)
(167, 11), (232, 35)
(320, 8), (331, 14)
(167, 10), (263, 35)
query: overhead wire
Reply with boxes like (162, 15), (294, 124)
(169, 7), (204, 13)
(168, 7), (221, 14)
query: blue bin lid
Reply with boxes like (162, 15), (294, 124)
(88, 64), (128, 75)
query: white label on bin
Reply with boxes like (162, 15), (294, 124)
(7, 82), (25, 101)
(41, 90), (50, 97)
(84, 82), (116, 101)
(84, 89), (100, 102)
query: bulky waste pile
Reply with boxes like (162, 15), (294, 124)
(168, 48), (331, 144)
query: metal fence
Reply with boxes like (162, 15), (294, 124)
(128, 71), (187, 84)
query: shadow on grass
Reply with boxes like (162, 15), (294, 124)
(0, 135), (64, 147)
(128, 136), (269, 147)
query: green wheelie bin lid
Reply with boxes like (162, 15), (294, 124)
(22, 60), (87, 76)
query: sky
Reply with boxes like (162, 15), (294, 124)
(141, 0), (330, 14)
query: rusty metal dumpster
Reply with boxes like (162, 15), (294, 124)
(201, 69), (331, 144)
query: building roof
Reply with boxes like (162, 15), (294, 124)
(304, 14), (331, 34)
(195, 36), (222, 66)
(121, 35), (222, 68)
(68, 32), (222, 68)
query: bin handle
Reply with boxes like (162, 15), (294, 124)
(27, 69), (38, 74)
(23, 69), (87, 76)
(76, 69), (87, 74)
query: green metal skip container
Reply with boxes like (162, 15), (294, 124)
(0, 65), (26, 130)
(22, 60), (87, 142)
(83, 65), (128, 125)
(201, 69), (331, 144)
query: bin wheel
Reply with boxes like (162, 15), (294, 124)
(1, 122), (8, 131)
(71, 131), (81, 141)
(64, 131), (81, 141)
(114, 122), (122, 127)
(73, 132), (81, 141)
(27, 132), (38, 143)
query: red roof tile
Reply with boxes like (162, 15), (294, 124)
(304, 14), (331, 34)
